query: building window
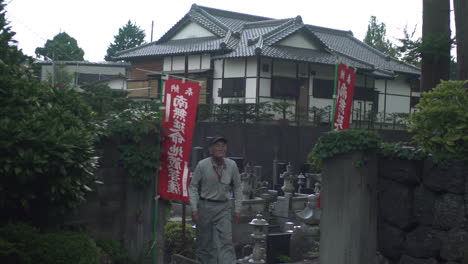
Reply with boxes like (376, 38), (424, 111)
(262, 64), (270, 73)
(312, 78), (333, 99)
(354, 86), (377, 101)
(271, 76), (299, 98)
(221, 78), (245, 97)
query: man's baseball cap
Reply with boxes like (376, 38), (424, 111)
(209, 136), (228, 145)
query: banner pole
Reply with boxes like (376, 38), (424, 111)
(153, 73), (166, 264)
(331, 57), (339, 131)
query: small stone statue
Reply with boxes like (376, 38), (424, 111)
(280, 163), (295, 194)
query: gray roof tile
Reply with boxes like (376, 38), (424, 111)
(115, 37), (225, 59)
(114, 4), (420, 77)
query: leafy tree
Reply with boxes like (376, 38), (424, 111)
(0, 0), (97, 225)
(408, 80), (468, 164)
(105, 20), (145, 61)
(364, 16), (400, 58)
(35, 32), (85, 61)
(397, 25), (422, 66)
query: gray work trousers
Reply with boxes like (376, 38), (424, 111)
(196, 199), (236, 264)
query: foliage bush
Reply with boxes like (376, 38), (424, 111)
(95, 238), (129, 264)
(0, 1), (98, 223)
(0, 223), (101, 264)
(379, 142), (428, 160)
(0, 223), (39, 263)
(102, 102), (161, 188)
(80, 83), (129, 118)
(31, 230), (101, 264)
(164, 221), (195, 259)
(308, 129), (382, 168)
(408, 80), (468, 164)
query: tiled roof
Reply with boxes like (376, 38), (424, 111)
(114, 4), (420, 77)
(34, 60), (130, 67)
(115, 37), (226, 59)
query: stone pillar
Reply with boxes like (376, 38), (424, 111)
(319, 151), (378, 264)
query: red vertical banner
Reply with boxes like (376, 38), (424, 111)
(158, 78), (200, 202)
(333, 63), (356, 130)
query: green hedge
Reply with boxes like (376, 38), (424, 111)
(0, 223), (101, 264)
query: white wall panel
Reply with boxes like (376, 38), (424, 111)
(188, 55), (200, 70)
(387, 76), (411, 96)
(171, 22), (215, 40)
(224, 58), (245, 78)
(259, 78), (271, 97)
(278, 33), (318, 50)
(213, 60), (223, 78)
(385, 95), (410, 113)
(246, 78), (257, 100)
(172, 56), (185, 71)
(202, 54), (211, 69)
(246, 57), (257, 77)
(163, 57), (172, 71)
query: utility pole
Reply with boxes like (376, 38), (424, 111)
(151, 20), (154, 42)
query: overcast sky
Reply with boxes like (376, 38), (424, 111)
(6, 0), (425, 62)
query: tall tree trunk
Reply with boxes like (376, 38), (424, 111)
(421, 0), (451, 91)
(454, 0), (468, 80)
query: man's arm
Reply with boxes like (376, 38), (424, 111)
(189, 163), (202, 222)
(231, 163), (242, 223)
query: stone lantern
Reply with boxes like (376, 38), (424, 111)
(248, 213), (269, 264)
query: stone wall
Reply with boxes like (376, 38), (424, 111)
(65, 136), (166, 264)
(378, 159), (468, 264)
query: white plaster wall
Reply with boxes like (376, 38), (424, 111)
(246, 57), (257, 77)
(387, 76), (411, 96)
(108, 79), (127, 90)
(201, 54), (211, 69)
(277, 33), (318, 50)
(172, 56), (185, 71)
(273, 60), (295, 77)
(224, 58), (245, 78)
(374, 79), (386, 93)
(170, 22), (215, 40)
(213, 60), (223, 78)
(163, 57), (172, 71)
(246, 78), (257, 101)
(188, 55), (200, 70)
(41, 65), (53, 80)
(385, 95), (410, 113)
(259, 78), (271, 97)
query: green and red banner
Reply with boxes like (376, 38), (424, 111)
(158, 78), (200, 202)
(333, 63), (356, 130)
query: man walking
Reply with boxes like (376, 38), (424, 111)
(189, 136), (242, 264)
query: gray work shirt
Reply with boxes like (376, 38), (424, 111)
(189, 157), (242, 213)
